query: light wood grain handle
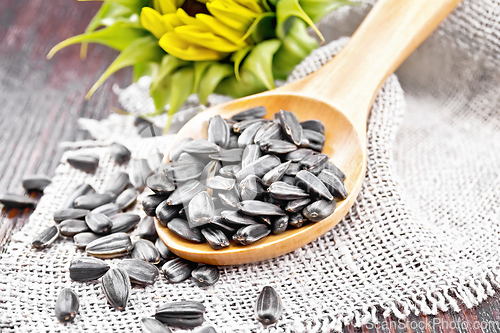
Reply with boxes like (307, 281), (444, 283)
(288, 0), (461, 134)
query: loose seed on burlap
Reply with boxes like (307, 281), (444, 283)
(53, 208), (89, 223)
(137, 215), (158, 240)
(191, 265), (220, 286)
(110, 213), (141, 233)
(86, 232), (133, 259)
(32, 225), (59, 248)
(162, 258), (197, 283)
(115, 188), (138, 210)
(85, 213), (112, 235)
(155, 301), (205, 328)
(55, 288), (79, 322)
(59, 219), (90, 237)
(74, 193), (114, 210)
(132, 239), (161, 264)
(0, 193), (36, 209)
(102, 268), (130, 310)
(22, 175), (51, 192)
(62, 183), (95, 209)
(69, 257), (110, 282)
(73, 232), (100, 249)
(141, 318), (172, 333)
(67, 153), (99, 173)
(91, 203), (120, 217)
(255, 286), (283, 325)
(118, 259), (159, 286)
(109, 142), (131, 164)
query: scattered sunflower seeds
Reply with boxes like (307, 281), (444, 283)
(102, 268), (131, 311)
(62, 183), (95, 209)
(118, 259), (160, 286)
(86, 232), (133, 258)
(59, 219), (90, 237)
(55, 288), (79, 322)
(141, 318), (172, 333)
(32, 225), (59, 248)
(67, 153), (99, 173)
(255, 286), (283, 325)
(22, 175), (51, 192)
(162, 258), (197, 283)
(191, 265), (220, 287)
(0, 193), (36, 209)
(132, 239), (161, 264)
(69, 257), (110, 281)
(155, 301), (205, 328)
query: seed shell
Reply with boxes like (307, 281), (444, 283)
(208, 115), (230, 148)
(147, 174), (175, 195)
(156, 201), (182, 226)
(103, 171), (130, 195)
(167, 180), (205, 205)
(206, 176), (235, 191)
(271, 215), (289, 234)
(201, 228), (230, 250)
(259, 139), (298, 154)
(118, 259), (160, 285)
(219, 164), (241, 178)
(236, 155), (281, 182)
(191, 265), (220, 286)
(285, 149), (315, 163)
(137, 216), (158, 240)
(221, 210), (259, 226)
(303, 199), (336, 222)
(130, 158), (153, 189)
(115, 188), (138, 210)
(143, 194), (168, 216)
(69, 257), (110, 281)
(91, 203), (120, 216)
(32, 225), (59, 248)
(262, 161), (291, 186)
(147, 151), (164, 171)
(169, 137), (194, 162)
(55, 288), (79, 322)
(62, 183), (95, 209)
(86, 232), (133, 258)
(237, 200), (285, 216)
(163, 161), (204, 183)
(231, 106), (267, 121)
(162, 258), (198, 283)
(188, 191), (215, 228)
(155, 237), (171, 259)
(155, 300), (206, 319)
(217, 190), (240, 208)
(102, 268), (131, 311)
(239, 175), (265, 201)
(268, 181), (309, 200)
(232, 118), (267, 133)
(131, 239), (161, 263)
(22, 175), (51, 192)
(85, 213), (112, 235)
(254, 122), (283, 145)
(318, 169), (348, 200)
(168, 218), (204, 243)
(255, 286), (283, 325)
(285, 198), (311, 213)
(296, 170), (334, 201)
(279, 110), (303, 146)
(141, 318), (172, 333)
(73, 232), (101, 249)
(289, 212), (307, 228)
(208, 148), (243, 162)
(59, 219), (90, 237)
(109, 142), (131, 164)
(183, 139), (220, 154)
(67, 153), (99, 173)
(300, 119), (325, 134)
(53, 208), (89, 223)
(0, 193), (36, 209)
(241, 144), (262, 168)
(74, 193), (114, 210)
(325, 162), (346, 181)
(238, 122), (262, 148)
(299, 154), (329, 175)
(233, 224), (270, 245)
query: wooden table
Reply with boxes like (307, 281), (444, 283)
(0, 1), (498, 332)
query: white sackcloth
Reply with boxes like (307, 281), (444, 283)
(2, 0), (500, 331)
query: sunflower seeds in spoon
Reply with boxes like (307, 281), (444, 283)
(272, 215), (289, 234)
(262, 161), (291, 186)
(130, 158), (153, 189)
(299, 154), (329, 175)
(32, 225), (59, 248)
(237, 122), (262, 148)
(208, 115), (230, 148)
(191, 265), (220, 286)
(118, 258), (159, 285)
(296, 170), (333, 201)
(188, 191), (214, 228)
(255, 286), (283, 325)
(67, 153), (99, 173)
(207, 176), (235, 191)
(232, 106), (267, 121)
(155, 301), (205, 328)
(85, 213), (112, 235)
(241, 144), (262, 168)
(115, 188), (138, 210)
(59, 219), (90, 237)
(233, 224), (270, 245)
(169, 137), (193, 162)
(155, 237), (171, 259)
(219, 164), (241, 178)
(268, 181), (309, 200)
(53, 208), (89, 223)
(55, 288), (79, 322)
(22, 175), (51, 192)
(156, 201), (181, 226)
(143, 194), (168, 216)
(285, 198), (311, 213)
(168, 218), (204, 243)
(201, 228), (230, 250)
(141, 318), (172, 333)
(162, 258), (197, 283)
(183, 139), (220, 154)
(301, 119), (325, 134)
(62, 183), (95, 209)
(167, 180), (205, 205)
(137, 216), (158, 240)
(279, 110), (302, 146)
(318, 169), (348, 200)
(69, 257), (110, 281)
(102, 268), (130, 311)
(221, 210), (259, 226)
(303, 199), (336, 222)
(284, 148), (315, 162)
(86, 233), (133, 258)
(236, 155), (281, 182)
(147, 174), (175, 195)
(237, 200), (285, 216)
(254, 122), (283, 145)
(109, 142), (131, 164)
(259, 139), (298, 154)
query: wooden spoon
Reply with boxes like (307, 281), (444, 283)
(156, 0), (461, 265)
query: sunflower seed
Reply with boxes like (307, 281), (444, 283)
(289, 212), (307, 228)
(256, 215), (271, 226)
(169, 138), (194, 162)
(109, 142), (131, 164)
(272, 215), (289, 234)
(59, 219), (90, 237)
(73, 232), (101, 248)
(32, 225), (59, 248)
(253, 122), (275, 144)
(0, 193), (36, 209)
(74, 193), (114, 210)
(255, 286), (282, 325)
(22, 175), (51, 192)
(303, 199), (336, 222)
(141, 318), (172, 333)
(148, 151), (165, 171)
(221, 210), (259, 226)
(69, 257), (110, 281)
(162, 258), (198, 283)
(147, 174), (175, 195)
(281, 176), (296, 186)
(199, 160), (221, 186)
(285, 198), (311, 213)
(85, 213), (112, 235)
(262, 161), (291, 186)
(103, 171), (130, 195)
(285, 149), (315, 163)
(178, 152), (208, 165)
(219, 164), (241, 178)
(241, 144), (262, 168)
(130, 158), (153, 189)
(238, 122), (262, 148)
(217, 189), (240, 208)
(163, 161), (204, 183)
(67, 153), (99, 173)
(62, 183), (95, 209)
(201, 228), (230, 250)
(232, 106), (267, 121)
(55, 288), (79, 322)
(86, 232), (133, 258)
(143, 194), (168, 216)
(300, 119), (325, 134)
(284, 163), (300, 176)
(227, 135), (239, 149)
(268, 181), (309, 200)
(233, 224), (270, 245)
(236, 155), (281, 182)
(208, 217), (238, 237)
(167, 180), (205, 205)
(155, 301), (205, 328)
(299, 154), (329, 175)
(207, 176), (235, 191)
(254, 123), (283, 145)
(208, 148), (243, 162)
(137, 216), (158, 240)
(278, 110), (302, 146)
(118, 258), (160, 285)
(259, 139), (297, 154)
(91, 203), (120, 216)
(183, 139), (220, 154)
(233, 118), (267, 133)
(238, 175), (265, 201)
(296, 170), (333, 201)
(155, 237), (171, 259)
(208, 115), (230, 148)
(325, 162), (346, 181)
(318, 169), (348, 200)
(191, 265), (220, 286)
(53, 208), (89, 223)
(167, 218), (203, 243)
(188, 191), (214, 228)
(109, 213), (140, 233)
(303, 129), (325, 151)
(102, 268), (130, 311)
(155, 201), (181, 226)
(115, 188), (138, 210)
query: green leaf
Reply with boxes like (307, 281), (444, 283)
(299, 0), (355, 23)
(215, 69), (267, 98)
(230, 46), (251, 81)
(275, 0), (323, 41)
(168, 66), (195, 117)
(133, 62), (159, 81)
(193, 61), (212, 93)
(151, 75), (172, 114)
(78, 0), (148, 13)
(47, 22), (148, 59)
(150, 55), (189, 92)
(242, 39), (281, 90)
(86, 35), (164, 99)
(239, 12), (276, 44)
(197, 63), (233, 104)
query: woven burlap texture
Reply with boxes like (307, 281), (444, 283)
(2, 0), (500, 331)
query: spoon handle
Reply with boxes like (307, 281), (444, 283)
(285, 0), (461, 134)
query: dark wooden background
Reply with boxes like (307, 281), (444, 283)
(1, 0), (499, 332)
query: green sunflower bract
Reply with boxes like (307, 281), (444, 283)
(48, 0), (354, 126)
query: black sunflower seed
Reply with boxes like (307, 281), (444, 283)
(102, 268), (130, 311)
(237, 122), (262, 148)
(167, 218), (203, 243)
(162, 258), (198, 283)
(59, 219), (90, 237)
(32, 225), (59, 248)
(85, 213), (112, 235)
(147, 173), (175, 195)
(163, 161), (204, 183)
(318, 169), (348, 200)
(73, 232), (100, 249)
(231, 106), (267, 121)
(238, 175), (265, 201)
(233, 118), (267, 134)
(324, 162), (346, 181)
(155, 301), (205, 328)
(137, 216), (158, 240)
(103, 171), (130, 196)
(284, 149), (315, 163)
(141, 318), (172, 333)
(208, 148), (243, 162)
(300, 119), (325, 134)
(115, 188), (138, 210)
(233, 224), (270, 245)
(22, 175), (51, 192)
(281, 176), (296, 186)
(285, 198), (311, 213)
(201, 228), (229, 250)
(69, 257), (110, 281)
(167, 180), (205, 206)
(119, 258), (160, 285)
(183, 139), (220, 154)
(0, 193), (36, 209)
(271, 215), (289, 234)
(130, 158), (153, 189)
(67, 153), (99, 173)
(278, 110), (303, 146)
(191, 265), (220, 286)
(259, 139), (298, 154)
(299, 154), (329, 175)
(188, 191), (215, 228)
(284, 163), (300, 176)
(91, 203), (120, 216)
(219, 164), (241, 178)
(109, 213), (141, 233)
(303, 129), (325, 151)
(86, 232), (133, 258)
(109, 142), (131, 164)
(73, 193), (114, 210)
(262, 161), (291, 186)
(254, 122), (283, 145)
(255, 286), (283, 325)
(289, 212), (307, 228)
(236, 155), (281, 182)
(55, 288), (79, 322)
(155, 237), (171, 259)
(169, 137), (194, 162)
(241, 144), (262, 168)
(208, 115), (230, 148)
(303, 199), (336, 222)
(53, 208), (89, 223)
(221, 210), (259, 226)
(62, 183), (95, 209)
(268, 181), (309, 200)
(131, 239), (160, 264)
(237, 200), (286, 216)
(143, 194), (168, 216)
(295, 170), (333, 201)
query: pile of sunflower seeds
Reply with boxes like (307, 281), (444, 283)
(149, 107), (347, 248)
(30, 132), (284, 330)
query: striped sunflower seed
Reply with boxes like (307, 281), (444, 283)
(141, 318), (172, 333)
(118, 259), (159, 285)
(255, 286), (283, 325)
(237, 200), (285, 216)
(201, 228), (229, 250)
(53, 208), (89, 223)
(300, 119), (325, 134)
(62, 183), (95, 209)
(303, 199), (336, 222)
(0, 193), (36, 209)
(147, 174), (175, 195)
(167, 218), (203, 243)
(109, 142), (131, 164)
(191, 265), (220, 286)
(208, 148), (243, 163)
(278, 110), (303, 146)
(241, 144), (262, 168)
(67, 153), (99, 173)
(32, 225), (59, 248)
(143, 194), (168, 216)
(132, 239), (161, 264)
(233, 224), (270, 245)
(91, 203), (120, 217)
(115, 188), (138, 210)
(22, 175), (51, 192)
(268, 181), (309, 200)
(231, 106), (267, 121)
(103, 171), (130, 196)
(318, 169), (348, 199)
(155, 301), (205, 328)
(262, 161), (291, 186)
(237, 122), (262, 148)
(271, 215), (289, 234)
(137, 216), (158, 240)
(155, 237), (171, 259)
(110, 213), (141, 233)
(102, 268), (130, 311)
(86, 232), (133, 258)
(162, 258), (197, 283)
(156, 201), (182, 227)
(55, 288), (79, 322)
(85, 213), (112, 235)
(208, 115), (230, 148)
(183, 139), (220, 154)
(73, 193), (114, 210)
(284, 148), (315, 163)
(295, 170), (333, 201)
(187, 191), (214, 229)
(59, 219), (90, 237)
(69, 257), (110, 281)
(166, 180), (205, 206)
(219, 164), (241, 178)
(73, 232), (100, 249)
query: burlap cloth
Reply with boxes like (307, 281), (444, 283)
(2, 0), (500, 331)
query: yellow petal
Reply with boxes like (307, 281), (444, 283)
(175, 8), (201, 26)
(233, 0), (264, 14)
(159, 32), (224, 61)
(206, 0), (258, 30)
(195, 13), (247, 45)
(153, 0), (183, 14)
(140, 8), (167, 39)
(161, 13), (184, 31)
(174, 25), (240, 52)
